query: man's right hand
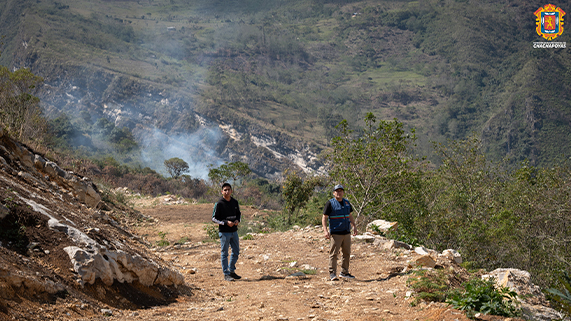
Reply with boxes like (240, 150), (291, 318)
(324, 231), (330, 239)
(227, 221), (234, 227)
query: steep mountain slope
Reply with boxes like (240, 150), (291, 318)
(0, 127), (188, 319)
(1, 0), (569, 177)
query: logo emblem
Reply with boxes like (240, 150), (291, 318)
(534, 4), (566, 40)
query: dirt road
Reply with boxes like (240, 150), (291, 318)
(95, 201), (472, 321)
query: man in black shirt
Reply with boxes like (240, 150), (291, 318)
(212, 183), (242, 281)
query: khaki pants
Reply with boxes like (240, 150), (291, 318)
(329, 233), (351, 275)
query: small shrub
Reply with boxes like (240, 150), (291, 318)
(242, 234), (254, 240)
(176, 236), (189, 245)
(370, 223), (420, 247)
(407, 269), (449, 305)
(114, 190), (128, 205)
(370, 224), (381, 234)
(204, 224), (219, 240)
(267, 213), (290, 231)
(301, 269), (317, 275)
(386, 229), (420, 247)
(446, 277), (521, 319)
(156, 231), (170, 246)
(545, 270), (571, 316)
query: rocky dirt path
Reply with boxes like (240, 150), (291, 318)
(91, 202), (471, 321)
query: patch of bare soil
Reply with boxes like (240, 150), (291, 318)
(90, 201), (478, 321)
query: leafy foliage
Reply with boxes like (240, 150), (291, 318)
(325, 113), (421, 227)
(447, 277), (521, 319)
(413, 136), (571, 287)
(407, 269), (449, 305)
(546, 270), (571, 316)
(203, 224), (219, 241)
(156, 231), (170, 247)
(281, 170), (324, 225)
(164, 157), (190, 179)
(0, 67), (46, 145)
(208, 161), (252, 188)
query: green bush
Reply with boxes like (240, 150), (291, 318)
(242, 234), (254, 240)
(446, 277), (521, 319)
(545, 270), (571, 316)
(406, 269), (449, 305)
(156, 231), (170, 247)
(203, 224), (219, 241)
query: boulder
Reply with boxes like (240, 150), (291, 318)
(483, 268), (532, 291)
(44, 161), (67, 179)
(413, 255), (436, 268)
(12, 143), (34, 168)
(34, 154), (46, 170)
(64, 246), (183, 287)
(373, 238), (388, 247)
(366, 219), (398, 234)
(353, 234), (376, 243)
(0, 268), (65, 296)
(483, 268), (563, 321)
(0, 204), (9, 220)
(155, 267), (185, 286)
(382, 240), (412, 250)
(440, 249), (462, 264)
(414, 246), (438, 258)
(68, 177), (101, 207)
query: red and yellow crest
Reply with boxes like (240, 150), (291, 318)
(534, 4), (566, 40)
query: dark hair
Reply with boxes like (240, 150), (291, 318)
(221, 182), (232, 190)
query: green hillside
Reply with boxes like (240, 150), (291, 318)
(1, 0), (570, 170)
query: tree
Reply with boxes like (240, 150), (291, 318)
(281, 170), (324, 225)
(208, 161), (251, 187)
(0, 66), (46, 145)
(164, 157), (189, 179)
(324, 113), (419, 226)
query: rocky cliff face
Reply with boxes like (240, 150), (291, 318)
(21, 55), (325, 178)
(0, 127), (188, 319)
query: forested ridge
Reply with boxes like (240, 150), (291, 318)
(0, 0), (569, 169)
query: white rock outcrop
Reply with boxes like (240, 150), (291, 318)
(483, 268), (564, 321)
(19, 196), (184, 289)
(0, 268), (66, 297)
(440, 249), (462, 265)
(353, 234), (376, 243)
(366, 219), (398, 234)
(3, 135), (102, 208)
(64, 246), (183, 287)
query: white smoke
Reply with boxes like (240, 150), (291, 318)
(139, 126), (224, 179)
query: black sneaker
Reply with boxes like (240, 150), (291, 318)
(224, 275), (235, 281)
(229, 272), (242, 279)
(330, 273), (339, 281)
(339, 272), (355, 279)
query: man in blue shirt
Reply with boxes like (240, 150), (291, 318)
(322, 184), (357, 281)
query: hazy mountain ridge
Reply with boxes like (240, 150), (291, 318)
(1, 0), (570, 176)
